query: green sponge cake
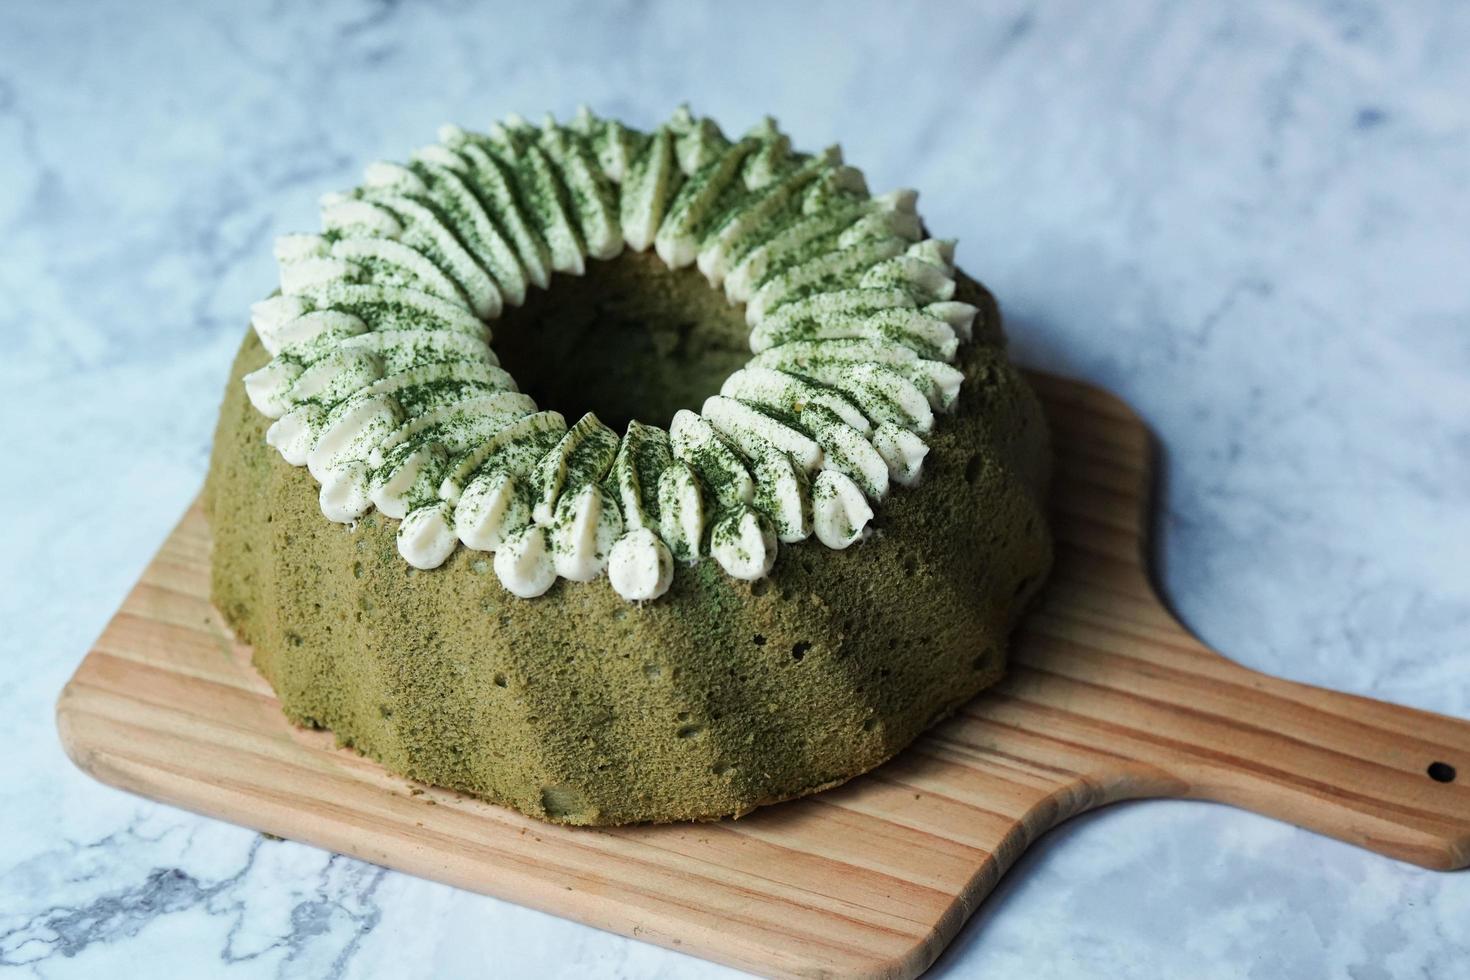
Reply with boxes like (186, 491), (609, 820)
(204, 106), (1052, 825)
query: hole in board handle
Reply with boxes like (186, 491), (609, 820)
(1427, 761), (1456, 783)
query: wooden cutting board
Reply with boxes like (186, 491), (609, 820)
(56, 372), (1470, 979)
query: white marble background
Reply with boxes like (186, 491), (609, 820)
(2, 0), (1467, 976)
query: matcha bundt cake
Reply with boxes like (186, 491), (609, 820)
(205, 106), (1053, 825)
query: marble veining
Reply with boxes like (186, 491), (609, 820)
(2, 0), (1467, 977)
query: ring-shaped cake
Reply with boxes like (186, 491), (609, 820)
(206, 106), (1053, 824)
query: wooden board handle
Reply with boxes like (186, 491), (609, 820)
(1169, 659), (1470, 870)
(1021, 627), (1470, 870)
(1022, 372), (1470, 871)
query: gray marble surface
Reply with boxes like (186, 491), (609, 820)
(3, 1), (1467, 976)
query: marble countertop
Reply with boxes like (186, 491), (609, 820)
(3, 1), (1467, 976)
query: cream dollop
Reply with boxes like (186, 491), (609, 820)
(494, 525), (557, 598)
(608, 528), (675, 601)
(813, 470), (873, 549)
(454, 470), (529, 551)
(550, 483), (624, 582)
(657, 462), (706, 562)
(399, 501), (458, 570)
(710, 506), (778, 580)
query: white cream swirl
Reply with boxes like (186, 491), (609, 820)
(242, 106), (976, 600)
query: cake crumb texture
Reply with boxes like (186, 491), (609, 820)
(204, 262), (1052, 825)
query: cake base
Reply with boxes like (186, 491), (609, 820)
(203, 268), (1054, 825)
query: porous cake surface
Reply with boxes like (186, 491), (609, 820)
(209, 108), (1052, 824)
(207, 256), (1050, 824)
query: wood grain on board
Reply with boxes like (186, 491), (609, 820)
(57, 372), (1470, 979)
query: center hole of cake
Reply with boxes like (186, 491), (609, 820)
(490, 249), (752, 432)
